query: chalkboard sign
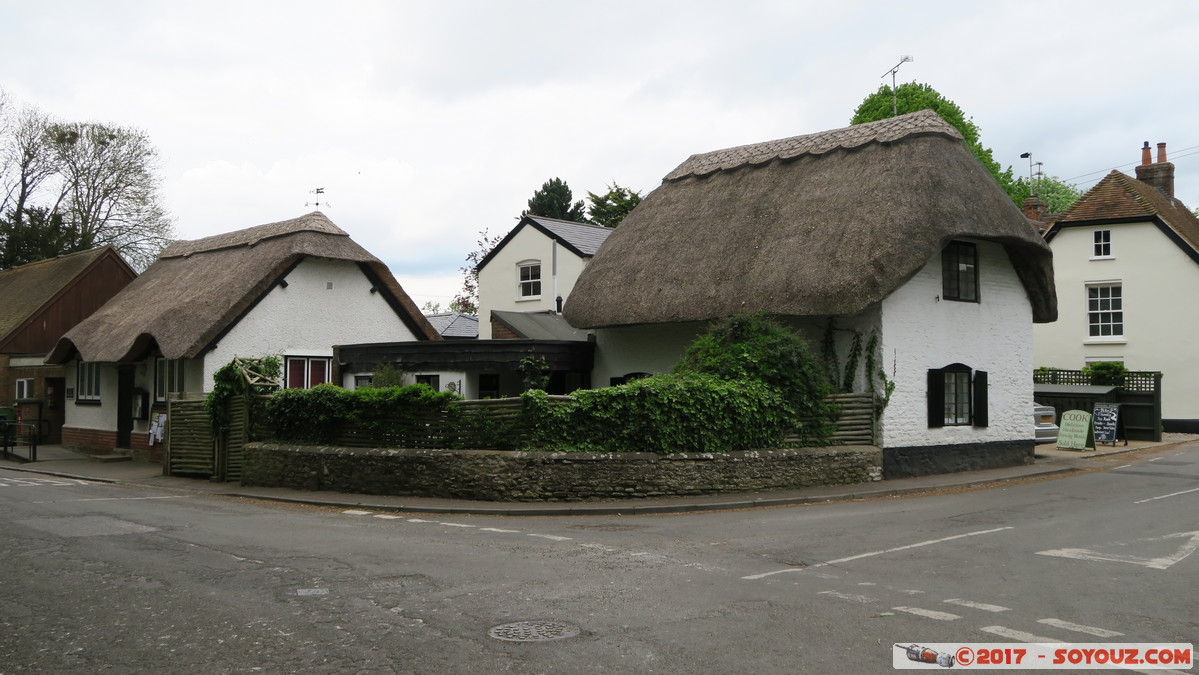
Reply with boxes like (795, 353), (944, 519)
(1092, 402), (1120, 445)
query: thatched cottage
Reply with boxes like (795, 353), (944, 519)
(564, 110), (1057, 477)
(46, 212), (438, 458)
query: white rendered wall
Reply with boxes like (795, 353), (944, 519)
(202, 257), (418, 392)
(1033, 222), (1199, 421)
(590, 322), (708, 385)
(879, 240), (1036, 447)
(477, 226), (589, 339)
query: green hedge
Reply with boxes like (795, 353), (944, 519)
(265, 383), (460, 445)
(521, 373), (796, 454)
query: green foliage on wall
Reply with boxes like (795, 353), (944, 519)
(265, 383), (461, 445)
(205, 355), (281, 434)
(1082, 361), (1129, 388)
(673, 312), (835, 416)
(522, 373), (795, 454)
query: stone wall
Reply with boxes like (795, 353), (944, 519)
(242, 443), (884, 502)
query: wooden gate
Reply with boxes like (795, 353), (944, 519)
(166, 399), (214, 476)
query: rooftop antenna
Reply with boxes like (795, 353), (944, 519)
(882, 56), (914, 117)
(306, 187), (331, 209)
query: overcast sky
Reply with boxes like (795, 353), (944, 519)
(2, 1), (1197, 308)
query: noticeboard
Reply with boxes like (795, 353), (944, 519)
(1057, 410), (1093, 451)
(1092, 402), (1121, 445)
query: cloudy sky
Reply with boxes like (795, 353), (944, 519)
(2, 1), (1197, 308)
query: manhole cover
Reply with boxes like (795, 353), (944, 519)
(488, 620), (580, 642)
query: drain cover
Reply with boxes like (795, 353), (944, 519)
(488, 620), (580, 642)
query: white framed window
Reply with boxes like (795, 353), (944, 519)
(77, 362), (101, 402)
(15, 378), (34, 400)
(1087, 283), (1123, 337)
(285, 357), (331, 389)
(155, 358), (186, 402)
(1092, 230), (1112, 258)
(518, 261), (541, 298)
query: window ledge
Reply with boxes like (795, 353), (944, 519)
(74, 399), (102, 406)
(1084, 338), (1127, 345)
(1089, 256), (1116, 261)
(516, 296), (542, 302)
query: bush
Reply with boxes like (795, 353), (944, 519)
(1082, 361), (1128, 388)
(674, 312), (836, 418)
(265, 383), (460, 445)
(523, 373), (793, 454)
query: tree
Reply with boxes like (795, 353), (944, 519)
(524, 177), (586, 222)
(450, 228), (503, 315)
(1010, 175), (1083, 214)
(586, 182), (642, 228)
(0, 206), (83, 269)
(48, 122), (174, 270)
(851, 82), (1019, 202)
(0, 99), (174, 271)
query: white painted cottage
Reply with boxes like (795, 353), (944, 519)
(46, 212), (438, 459)
(564, 111), (1058, 477)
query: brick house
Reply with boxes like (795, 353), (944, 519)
(0, 247), (136, 443)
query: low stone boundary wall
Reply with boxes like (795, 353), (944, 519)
(242, 443), (884, 502)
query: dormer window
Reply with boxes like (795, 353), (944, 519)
(1093, 230), (1112, 258)
(518, 261), (541, 298)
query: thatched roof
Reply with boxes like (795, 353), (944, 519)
(0, 247), (133, 347)
(564, 110), (1057, 328)
(1048, 169), (1199, 261)
(48, 212), (438, 364)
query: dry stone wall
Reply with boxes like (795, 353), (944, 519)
(242, 443), (884, 502)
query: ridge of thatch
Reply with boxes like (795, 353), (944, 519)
(564, 111), (1056, 329)
(47, 214), (438, 364)
(1050, 170), (1199, 255)
(665, 109), (963, 181)
(0, 247), (134, 347)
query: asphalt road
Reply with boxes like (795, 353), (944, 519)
(1, 443), (1196, 674)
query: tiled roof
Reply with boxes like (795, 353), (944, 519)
(527, 216), (613, 256)
(1054, 170), (1199, 253)
(424, 312), (479, 339)
(0, 248), (116, 343)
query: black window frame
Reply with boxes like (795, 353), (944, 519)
(941, 241), (979, 303)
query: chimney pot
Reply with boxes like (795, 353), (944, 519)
(1141, 141), (1152, 165)
(1157, 142), (1167, 163)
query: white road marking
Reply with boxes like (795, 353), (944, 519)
(1037, 618), (1123, 638)
(817, 590), (876, 604)
(479, 527), (519, 533)
(579, 543), (618, 552)
(980, 625), (1060, 642)
(893, 606), (960, 621)
(1135, 486), (1199, 504)
(439, 522), (475, 528)
(34, 496), (187, 503)
(407, 518), (433, 523)
(373, 514), (404, 520)
(527, 533), (572, 541)
(342, 510), (372, 515)
(943, 598), (1010, 612)
(741, 527), (1014, 580)
(1038, 531), (1199, 570)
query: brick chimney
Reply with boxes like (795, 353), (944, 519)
(1022, 194), (1047, 222)
(1135, 140), (1175, 199)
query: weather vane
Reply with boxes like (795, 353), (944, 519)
(306, 187), (331, 209)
